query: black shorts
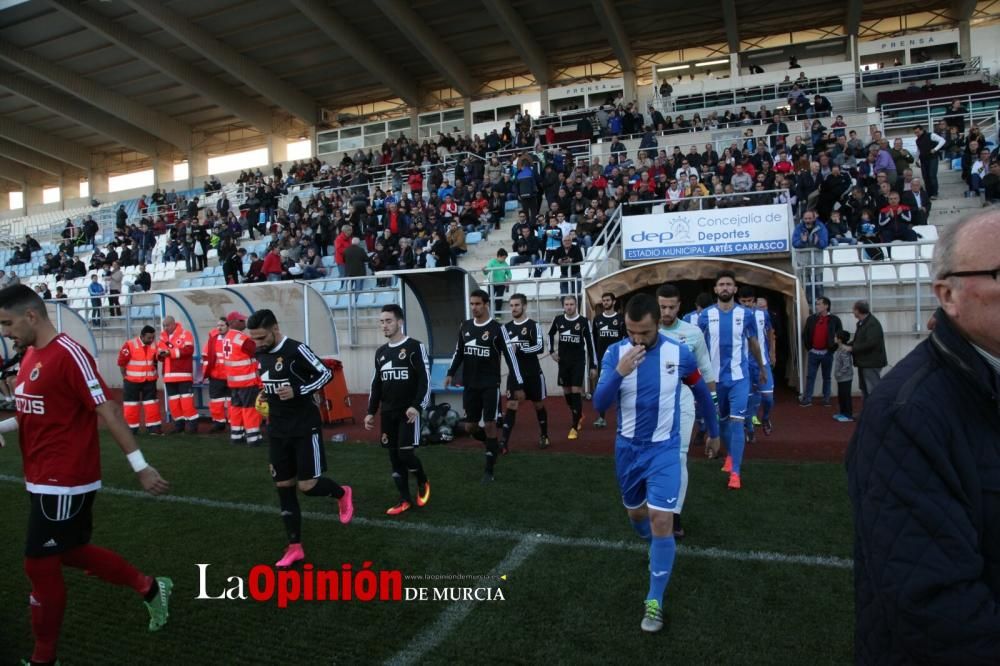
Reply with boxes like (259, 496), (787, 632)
(122, 380), (157, 402)
(557, 357), (585, 387)
(507, 374), (546, 402)
(381, 411), (420, 449)
(165, 381), (192, 397)
(269, 427), (326, 482)
(231, 386), (259, 408)
(462, 386), (500, 424)
(26, 491), (95, 558)
(208, 377), (230, 400)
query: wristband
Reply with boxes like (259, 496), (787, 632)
(127, 450), (149, 473)
(0, 417), (17, 434)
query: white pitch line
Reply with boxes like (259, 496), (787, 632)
(384, 536), (539, 666)
(0, 474), (851, 569)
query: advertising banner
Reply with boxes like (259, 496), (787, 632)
(621, 204), (790, 260)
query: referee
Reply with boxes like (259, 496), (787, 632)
(247, 309), (354, 569)
(365, 304), (432, 516)
(445, 288), (524, 482)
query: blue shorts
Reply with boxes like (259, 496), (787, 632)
(749, 363), (775, 393)
(615, 436), (681, 512)
(717, 379), (750, 421)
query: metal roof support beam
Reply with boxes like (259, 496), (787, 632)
(372, 0), (478, 97)
(45, 0), (275, 132)
(0, 116), (91, 170)
(290, 0), (422, 108)
(591, 0), (635, 76)
(721, 0), (740, 53)
(0, 157), (52, 187)
(482, 0), (550, 86)
(0, 138), (73, 177)
(122, 0), (317, 124)
(845, 0), (863, 36)
(950, 0), (978, 21)
(0, 39), (188, 152)
(0, 76), (164, 157)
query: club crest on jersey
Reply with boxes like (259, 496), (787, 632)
(274, 357), (283, 372)
(665, 362), (677, 374)
(398, 349), (407, 360)
(481, 331), (489, 341)
(29, 363), (41, 381)
(521, 327), (527, 335)
(381, 433), (389, 444)
(574, 323), (580, 331)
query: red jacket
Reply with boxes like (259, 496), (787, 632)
(334, 232), (352, 265)
(261, 252), (283, 276)
(408, 172), (423, 191)
(202, 330), (228, 381)
(158, 324), (195, 383)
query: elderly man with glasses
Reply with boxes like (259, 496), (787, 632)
(848, 209), (1000, 664)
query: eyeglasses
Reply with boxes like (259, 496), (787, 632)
(942, 267), (1000, 282)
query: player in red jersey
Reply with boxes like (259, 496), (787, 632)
(0, 285), (172, 666)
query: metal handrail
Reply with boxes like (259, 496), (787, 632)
(793, 242), (936, 328)
(880, 89), (1000, 132)
(600, 118), (881, 156)
(859, 58), (981, 87)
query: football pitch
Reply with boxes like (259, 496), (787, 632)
(0, 433), (853, 664)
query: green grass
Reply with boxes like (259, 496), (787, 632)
(0, 434), (853, 664)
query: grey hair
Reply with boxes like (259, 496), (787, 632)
(933, 208), (998, 279)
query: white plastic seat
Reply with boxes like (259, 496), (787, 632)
(869, 264), (898, 282)
(836, 266), (867, 283)
(831, 248), (859, 264)
(898, 263), (931, 280)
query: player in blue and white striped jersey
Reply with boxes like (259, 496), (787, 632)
(738, 286), (776, 440)
(656, 283), (716, 539)
(594, 294), (720, 634)
(698, 271), (767, 490)
(681, 292), (713, 327)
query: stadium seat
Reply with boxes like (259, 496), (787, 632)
(321, 255), (335, 268)
(836, 266), (867, 284)
(913, 225), (938, 241)
(870, 264), (898, 282)
(374, 291), (395, 305)
(179, 279), (192, 289)
(430, 362), (462, 393)
(323, 295), (339, 308)
(898, 263), (931, 280)
(466, 231), (482, 245)
(831, 248), (860, 264)
(890, 245), (918, 261)
(355, 292), (375, 307)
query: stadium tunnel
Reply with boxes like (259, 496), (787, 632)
(584, 257), (806, 391)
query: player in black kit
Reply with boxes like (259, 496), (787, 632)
(498, 293), (549, 453)
(590, 291), (626, 428)
(445, 289), (524, 482)
(365, 304), (432, 516)
(549, 294), (597, 440)
(247, 309), (354, 569)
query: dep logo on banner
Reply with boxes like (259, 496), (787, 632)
(621, 204), (790, 260)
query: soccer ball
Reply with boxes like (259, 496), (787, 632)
(437, 425), (454, 442)
(255, 392), (269, 418)
(444, 409), (460, 427)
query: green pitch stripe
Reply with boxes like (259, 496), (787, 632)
(0, 474), (851, 569)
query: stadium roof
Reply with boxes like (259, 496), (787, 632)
(0, 0), (973, 181)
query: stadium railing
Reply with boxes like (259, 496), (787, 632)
(880, 89), (1000, 133)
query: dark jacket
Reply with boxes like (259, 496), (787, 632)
(847, 308), (1000, 664)
(851, 314), (887, 369)
(802, 312), (842, 352)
